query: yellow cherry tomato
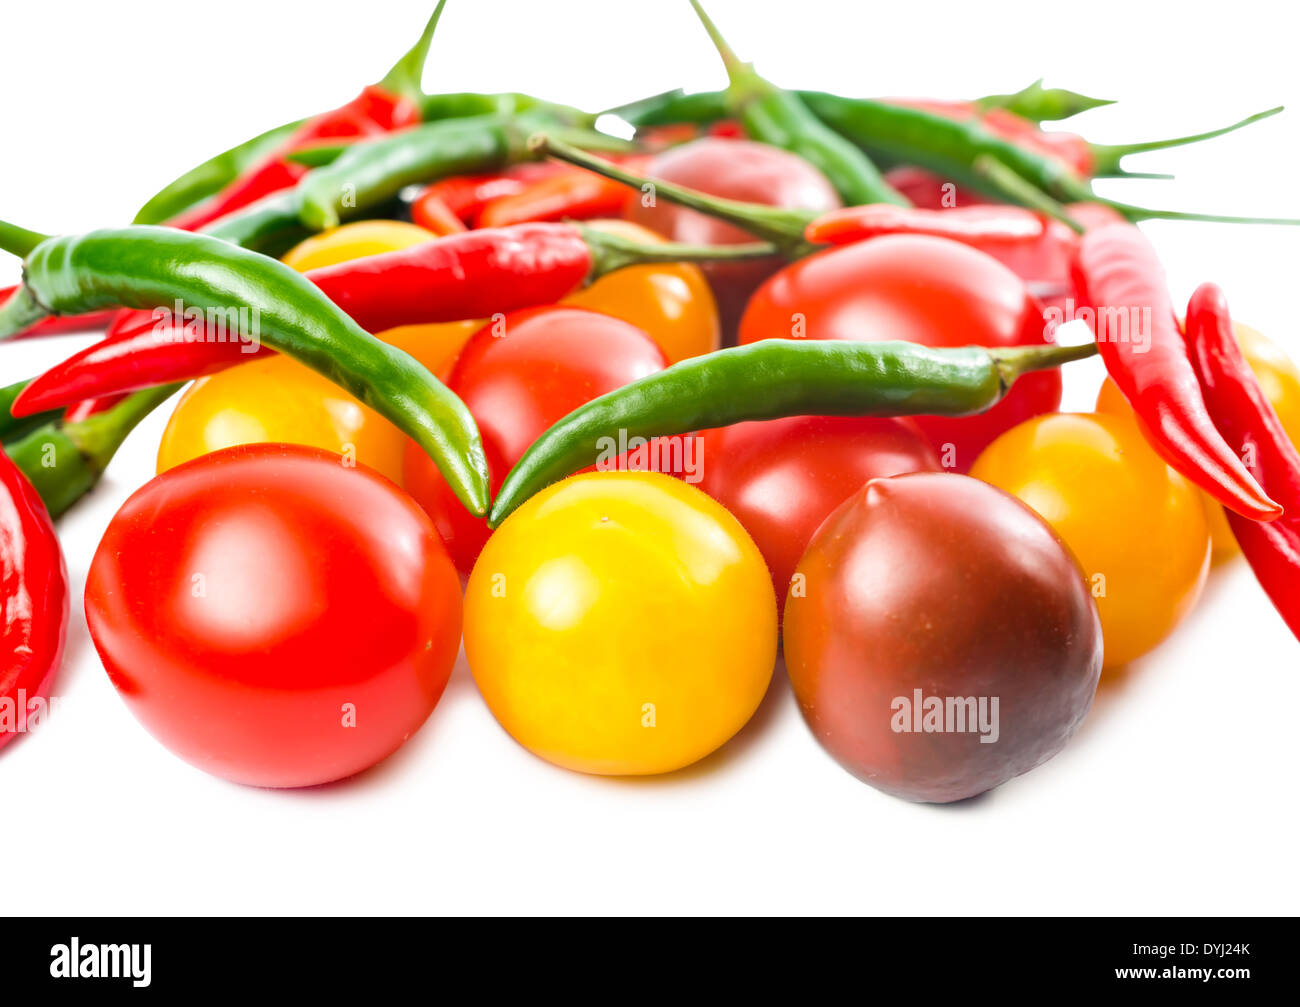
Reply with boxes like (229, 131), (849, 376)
(971, 413), (1210, 670)
(563, 219), (720, 363)
(464, 472), (777, 775)
(158, 221), (480, 481)
(1096, 321), (1300, 562)
(279, 219), (436, 271)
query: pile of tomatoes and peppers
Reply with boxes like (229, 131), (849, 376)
(2, 3), (1298, 803)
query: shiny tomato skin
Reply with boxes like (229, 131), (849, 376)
(783, 472), (1102, 803)
(86, 443), (462, 788)
(738, 234), (1060, 470)
(695, 416), (940, 617)
(403, 306), (669, 574)
(629, 137), (841, 339)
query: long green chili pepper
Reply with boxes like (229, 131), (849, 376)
(191, 113), (625, 255)
(797, 92), (1298, 225)
(6, 384), (182, 519)
(1, 380), (61, 444)
(686, 0), (907, 207)
(975, 79), (1115, 122)
(0, 223), (491, 515)
(134, 119), (307, 226)
(605, 82), (1115, 128)
(489, 339), (1097, 527)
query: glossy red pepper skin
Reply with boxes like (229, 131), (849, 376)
(1185, 283), (1300, 640)
(1072, 224), (1279, 520)
(477, 159), (651, 228)
(415, 163), (571, 225)
(14, 223), (597, 415)
(165, 85), (418, 232)
(1, 454), (69, 750)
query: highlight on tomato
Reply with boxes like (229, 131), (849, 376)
(85, 443), (463, 788)
(783, 472), (1103, 803)
(695, 415), (940, 617)
(971, 412), (1210, 670)
(737, 233), (1061, 470)
(464, 471), (777, 776)
(403, 305), (671, 575)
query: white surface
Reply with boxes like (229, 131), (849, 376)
(3, 0), (1299, 916)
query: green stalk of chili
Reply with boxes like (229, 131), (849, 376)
(1, 380), (61, 444)
(686, 0), (907, 207)
(489, 339), (1097, 527)
(0, 222), (491, 515)
(6, 383), (182, 519)
(295, 112), (628, 232)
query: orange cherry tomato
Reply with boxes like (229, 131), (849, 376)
(1096, 320), (1300, 562)
(563, 219), (720, 363)
(971, 413), (1210, 669)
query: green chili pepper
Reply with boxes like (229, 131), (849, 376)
(131, 3), (447, 226)
(604, 88), (728, 127)
(6, 383), (182, 518)
(295, 112), (628, 231)
(133, 119), (308, 226)
(1, 380), (61, 445)
(489, 339), (1097, 527)
(417, 92), (596, 128)
(975, 79), (1115, 122)
(686, 1), (907, 207)
(0, 222), (491, 515)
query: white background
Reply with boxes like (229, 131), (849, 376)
(2, 0), (1298, 916)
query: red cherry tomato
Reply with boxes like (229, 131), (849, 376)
(628, 137), (841, 339)
(695, 416), (940, 617)
(403, 306), (670, 574)
(738, 234), (1060, 470)
(784, 472), (1103, 803)
(85, 443), (462, 788)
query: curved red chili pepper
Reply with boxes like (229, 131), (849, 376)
(14, 223), (597, 416)
(1072, 224), (1280, 520)
(1, 454), (68, 751)
(165, 86), (415, 232)
(1185, 282), (1300, 640)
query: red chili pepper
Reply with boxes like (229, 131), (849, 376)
(0, 285), (116, 339)
(413, 163), (572, 226)
(165, 86), (416, 232)
(1071, 224), (1280, 520)
(477, 160), (651, 228)
(1185, 282), (1300, 640)
(805, 203), (1047, 246)
(410, 193), (468, 236)
(1, 453), (68, 750)
(15, 222), (766, 415)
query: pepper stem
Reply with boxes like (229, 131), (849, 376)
(972, 156), (1084, 232)
(0, 219), (51, 258)
(1098, 195), (1300, 227)
(0, 285), (51, 340)
(580, 225), (778, 281)
(377, 0), (447, 100)
(529, 133), (813, 253)
(989, 341), (1098, 391)
(71, 382), (184, 474)
(1089, 106), (1284, 176)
